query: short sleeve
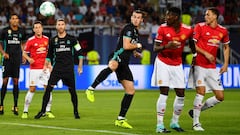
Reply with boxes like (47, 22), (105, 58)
(193, 24), (201, 42)
(155, 26), (163, 43)
(123, 26), (133, 39)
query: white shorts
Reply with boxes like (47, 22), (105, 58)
(151, 58), (185, 88)
(188, 66), (223, 93)
(29, 69), (50, 86)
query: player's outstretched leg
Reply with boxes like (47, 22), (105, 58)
(85, 67), (113, 102)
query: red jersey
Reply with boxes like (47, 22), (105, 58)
(193, 22), (230, 68)
(25, 35), (49, 69)
(155, 23), (193, 65)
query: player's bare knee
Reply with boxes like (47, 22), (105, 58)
(175, 88), (185, 97)
(160, 87), (169, 95)
(126, 90), (135, 95)
(108, 60), (118, 71)
(29, 88), (36, 93)
(109, 66), (117, 71)
(214, 91), (224, 101)
(13, 79), (19, 85)
(216, 96), (224, 101)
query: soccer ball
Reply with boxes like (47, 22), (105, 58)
(39, 1), (56, 17)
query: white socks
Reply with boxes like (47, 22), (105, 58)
(156, 94), (168, 125)
(193, 94), (204, 125)
(201, 96), (221, 111)
(193, 94), (222, 125)
(23, 91), (53, 112)
(172, 96), (184, 123)
(23, 91), (34, 112)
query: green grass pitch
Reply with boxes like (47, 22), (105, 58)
(0, 89), (239, 135)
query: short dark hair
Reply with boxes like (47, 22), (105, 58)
(33, 21), (42, 28)
(57, 18), (65, 22)
(33, 21), (42, 25)
(9, 13), (19, 19)
(207, 7), (219, 19)
(133, 9), (147, 18)
(167, 7), (181, 17)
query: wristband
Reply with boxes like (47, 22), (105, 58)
(136, 43), (142, 48)
(193, 53), (197, 57)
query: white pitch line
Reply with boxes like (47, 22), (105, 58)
(0, 122), (141, 135)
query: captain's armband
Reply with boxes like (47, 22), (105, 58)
(74, 43), (81, 51)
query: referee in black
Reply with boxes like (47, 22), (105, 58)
(35, 18), (83, 119)
(0, 13), (26, 115)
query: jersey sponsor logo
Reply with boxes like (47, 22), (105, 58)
(207, 39), (220, 47)
(7, 39), (20, 44)
(172, 37), (180, 41)
(59, 41), (65, 44)
(56, 46), (71, 52)
(36, 47), (47, 53)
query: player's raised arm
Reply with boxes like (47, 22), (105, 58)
(123, 37), (142, 50)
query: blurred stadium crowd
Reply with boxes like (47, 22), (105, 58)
(0, 0), (239, 27)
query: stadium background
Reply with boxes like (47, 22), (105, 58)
(0, 0), (239, 90)
(0, 65), (239, 90)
